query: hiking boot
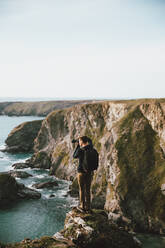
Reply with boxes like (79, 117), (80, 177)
(77, 206), (86, 213)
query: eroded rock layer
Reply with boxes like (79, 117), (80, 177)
(27, 99), (165, 234)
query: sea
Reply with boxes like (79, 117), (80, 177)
(0, 114), (78, 244)
(0, 98), (165, 247)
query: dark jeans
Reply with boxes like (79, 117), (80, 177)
(77, 172), (93, 210)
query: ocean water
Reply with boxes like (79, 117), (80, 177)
(0, 116), (78, 244)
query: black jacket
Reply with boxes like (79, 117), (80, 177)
(73, 144), (92, 173)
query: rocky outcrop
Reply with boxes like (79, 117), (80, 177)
(2, 208), (140, 248)
(55, 207), (141, 248)
(0, 100), (94, 116)
(1, 237), (75, 248)
(32, 180), (58, 189)
(0, 172), (41, 208)
(9, 170), (33, 178)
(27, 99), (165, 234)
(4, 120), (43, 153)
(12, 162), (32, 169)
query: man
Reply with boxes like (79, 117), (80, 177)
(73, 136), (94, 213)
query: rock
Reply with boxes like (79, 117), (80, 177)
(2, 236), (76, 248)
(49, 194), (56, 198)
(4, 120), (43, 153)
(32, 180), (58, 189)
(91, 194), (105, 209)
(108, 212), (133, 232)
(0, 172), (19, 208)
(29, 151), (51, 169)
(0, 242), (6, 248)
(133, 236), (142, 247)
(161, 183), (165, 195)
(12, 162), (32, 169)
(9, 170), (33, 178)
(108, 212), (122, 224)
(17, 186), (41, 199)
(0, 172), (41, 208)
(56, 207), (140, 248)
(53, 232), (66, 241)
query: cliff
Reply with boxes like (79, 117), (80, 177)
(0, 100), (94, 116)
(4, 120), (43, 153)
(26, 98), (165, 234)
(0, 172), (41, 209)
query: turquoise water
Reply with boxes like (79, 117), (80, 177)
(0, 116), (78, 244)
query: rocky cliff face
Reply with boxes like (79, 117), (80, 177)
(4, 120), (43, 153)
(18, 99), (165, 234)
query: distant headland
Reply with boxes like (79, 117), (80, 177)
(0, 100), (96, 117)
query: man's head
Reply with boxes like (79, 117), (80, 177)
(79, 136), (89, 147)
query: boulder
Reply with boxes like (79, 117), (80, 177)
(9, 170), (32, 178)
(49, 194), (56, 198)
(12, 162), (32, 169)
(32, 180), (58, 189)
(17, 184), (41, 199)
(0, 172), (41, 208)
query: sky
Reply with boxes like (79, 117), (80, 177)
(0, 0), (165, 100)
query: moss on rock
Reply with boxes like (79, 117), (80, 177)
(62, 208), (140, 248)
(31, 151), (51, 169)
(115, 106), (165, 231)
(4, 236), (75, 248)
(47, 110), (69, 140)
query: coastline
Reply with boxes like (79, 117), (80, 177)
(0, 115), (78, 244)
(1, 99), (165, 247)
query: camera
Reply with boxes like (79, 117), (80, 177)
(72, 139), (79, 143)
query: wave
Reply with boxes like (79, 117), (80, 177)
(26, 182), (40, 189)
(0, 156), (11, 161)
(42, 193), (56, 199)
(33, 174), (47, 179)
(56, 189), (68, 198)
(0, 144), (6, 149)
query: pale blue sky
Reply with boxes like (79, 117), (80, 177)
(0, 0), (165, 99)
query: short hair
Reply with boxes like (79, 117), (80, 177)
(79, 136), (89, 144)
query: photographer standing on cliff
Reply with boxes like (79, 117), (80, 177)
(72, 136), (99, 213)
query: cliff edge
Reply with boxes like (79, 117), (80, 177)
(26, 99), (165, 234)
